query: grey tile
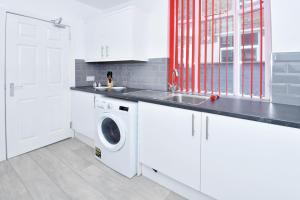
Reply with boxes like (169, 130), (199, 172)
(288, 84), (300, 96)
(272, 53), (300, 106)
(272, 94), (300, 106)
(288, 63), (300, 73)
(273, 52), (300, 62)
(273, 63), (288, 73)
(273, 74), (300, 84)
(272, 84), (288, 95)
(74, 58), (168, 91)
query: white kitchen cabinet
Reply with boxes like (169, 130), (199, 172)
(71, 91), (96, 139)
(139, 102), (201, 191)
(201, 113), (300, 200)
(85, 6), (147, 62)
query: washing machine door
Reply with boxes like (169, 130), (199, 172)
(97, 113), (126, 152)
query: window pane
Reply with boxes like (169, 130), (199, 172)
(239, 0), (265, 97)
(221, 35), (234, 48)
(222, 50), (234, 62)
(241, 32), (258, 46)
(241, 48), (257, 61)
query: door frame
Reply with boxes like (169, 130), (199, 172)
(0, 7), (6, 161)
(0, 8), (74, 161)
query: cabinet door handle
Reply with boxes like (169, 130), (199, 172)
(93, 95), (96, 108)
(192, 113), (195, 137)
(106, 45), (109, 57)
(101, 46), (104, 58)
(206, 116), (209, 140)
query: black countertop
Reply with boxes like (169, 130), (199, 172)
(71, 86), (300, 129)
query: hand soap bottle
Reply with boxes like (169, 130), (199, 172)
(107, 71), (114, 88)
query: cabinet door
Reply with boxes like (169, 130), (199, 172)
(201, 113), (300, 200)
(71, 91), (96, 139)
(139, 102), (201, 191)
(85, 20), (106, 62)
(103, 9), (134, 61)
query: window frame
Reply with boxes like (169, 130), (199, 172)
(169, 0), (272, 99)
(232, 0), (271, 99)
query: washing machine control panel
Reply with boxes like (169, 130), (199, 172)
(95, 98), (130, 112)
(106, 103), (113, 110)
(95, 100), (114, 110)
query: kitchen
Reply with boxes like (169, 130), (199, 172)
(0, 0), (300, 200)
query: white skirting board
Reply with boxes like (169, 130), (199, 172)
(141, 165), (214, 200)
(74, 132), (94, 148)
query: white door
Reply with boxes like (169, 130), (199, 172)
(139, 102), (201, 191)
(201, 113), (300, 200)
(6, 14), (72, 158)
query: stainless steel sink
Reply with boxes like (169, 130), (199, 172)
(163, 94), (209, 105)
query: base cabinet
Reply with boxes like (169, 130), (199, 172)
(139, 102), (201, 191)
(201, 113), (300, 200)
(71, 91), (96, 139)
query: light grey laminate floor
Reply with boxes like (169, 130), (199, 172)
(0, 138), (186, 200)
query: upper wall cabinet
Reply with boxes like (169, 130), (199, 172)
(85, 6), (148, 62)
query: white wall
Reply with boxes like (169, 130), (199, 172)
(82, 0), (170, 59)
(135, 0), (169, 58)
(0, 7), (5, 161)
(271, 0), (300, 52)
(0, 0), (102, 59)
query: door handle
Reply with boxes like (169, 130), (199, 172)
(10, 83), (14, 97)
(206, 116), (209, 140)
(10, 83), (23, 97)
(192, 113), (195, 137)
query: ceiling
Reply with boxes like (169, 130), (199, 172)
(76, 0), (131, 10)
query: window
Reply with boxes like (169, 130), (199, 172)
(242, 48), (257, 61)
(169, 0), (269, 99)
(221, 49), (234, 62)
(221, 35), (234, 48)
(241, 32), (258, 46)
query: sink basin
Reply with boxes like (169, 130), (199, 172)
(95, 86), (126, 91)
(163, 94), (209, 105)
(95, 86), (108, 91)
(111, 87), (126, 91)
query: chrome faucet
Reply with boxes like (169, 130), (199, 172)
(169, 68), (178, 93)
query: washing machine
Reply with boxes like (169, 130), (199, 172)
(94, 96), (138, 178)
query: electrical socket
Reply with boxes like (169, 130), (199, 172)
(86, 76), (95, 82)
